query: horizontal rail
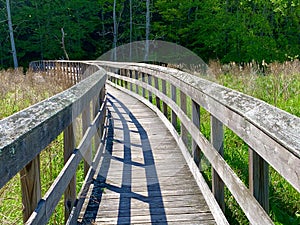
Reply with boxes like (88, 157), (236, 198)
(98, 61), (300, 225)
(0, 61), (107, 224)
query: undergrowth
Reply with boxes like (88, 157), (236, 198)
(0, 61), (299, 224)
(0, 68), (82, 225)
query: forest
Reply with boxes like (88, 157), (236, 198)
(0, 0), (299, 69)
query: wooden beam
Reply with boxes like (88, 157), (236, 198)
(161, 79), (168, 117)
(20, 156), (41, 223)
(82, 104), (91, 177)
(192, 100), (201, 169)
(64, 124), (76, 223)
(171, 84), (177, 129)
(180, 90), (188, 146)
(249, 147), (269, 213)
(211, 115), (225, 212)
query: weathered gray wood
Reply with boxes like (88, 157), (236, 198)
(142, 72), (146, 98)
(78, 85), (218, 225)
(104, 84), (228, 225)
(192, 100), (201, 169)
(26, 97), (107, 225)
(20, 156), (41, 223)
(107, 77), (273, 224)
(64, 124), (77, 223)
(154, 76), (161, 110)
(0, 68), (107, 190)
(101, 63), (300, 193)
(211, 116), (225, 212)
(135, 70), (139, 94)
(148, 74), (153, 103)
(180, 90), (188, 146)
(161, 79), (168, 117)
(82, 104), (92, 177)
(249, 147), (269, 213)
(171, 84), (177, 129)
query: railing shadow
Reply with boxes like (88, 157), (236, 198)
(79, 93), (167, 224)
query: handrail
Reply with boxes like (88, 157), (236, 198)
(96, 61), (300, 225)
(1, 60), (299, 224)
(0, 61), (107, 224)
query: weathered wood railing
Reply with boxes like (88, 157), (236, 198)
(1, 60), (299, 224)
(0, 61), (107, 224)
(96, 61), (300, 225)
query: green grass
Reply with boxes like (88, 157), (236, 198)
(1, 64), (300, 224)
(0, 69), (85, 225)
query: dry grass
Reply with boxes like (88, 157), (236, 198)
(0, 68), (71, 224)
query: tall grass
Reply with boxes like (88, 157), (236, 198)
(205, 60), (300, 225)
(0, 68), (74, 224)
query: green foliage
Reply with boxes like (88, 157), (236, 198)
(1, 0), (299, 67)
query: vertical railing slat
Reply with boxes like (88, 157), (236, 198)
(192, 100), (201, 169)
(20, 156), (41, 223)
(211, 115), (225, 212)
(63, 124), (76, 223)
(249, 147), (269, 213)
(171, 84), (177, 129)
(180, 90), (188, 146)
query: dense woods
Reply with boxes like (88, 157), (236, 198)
(0, 0), (299, 68)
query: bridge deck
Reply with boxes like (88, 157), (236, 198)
(77, 85), (216, 224)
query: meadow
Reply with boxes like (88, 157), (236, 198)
(0, 61), (299, 224)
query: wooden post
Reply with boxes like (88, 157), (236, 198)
(135, 71), (139, 94)
(154, 76), (160, 110)
(249, 147), (269, 213)
(142, 73), (146, 98)
(180, 90), (188, 146)
(20, 156), (41, 223)
(211, 115), (225, 212)
(148, 74), (153, 103)
(93, 94), (100, 150)
(82, 104), (91, 177)
(64, 124), (76, 223)
(162, 79), (168, 117)
(129, 70), (133, 91)
(171, 84), (177, 129)
(192, 100), (201, 169)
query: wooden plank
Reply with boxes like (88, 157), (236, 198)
(26, 100), (107, 225)
(249, 147), (269, 213)
(211, 115), (225, 212)
(113, 64), (299, 192)
(0, 69), (107, 189)
(108, 81), (271, 224)
(171, 84), (177, 129)
(192, 100), (201, 169)
(154, 76), (161, 110)
(148, 74), (153, 103)
(64, 124), (77, 222)
(180, 90), (188, 146)
(78, 85), (217, 224)
(82, 104), (92, 177)
(20, 156), (41, 223)
(161, 79), (168, 117)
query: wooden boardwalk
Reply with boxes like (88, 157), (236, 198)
(77, 85), (216, 224)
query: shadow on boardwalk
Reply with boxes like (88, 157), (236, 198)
(79, 93), (167, 224)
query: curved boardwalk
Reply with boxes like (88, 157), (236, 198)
(77, 85), (216, 224)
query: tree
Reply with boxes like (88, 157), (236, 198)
(144, 0), (150, 61)
(6, 0), (18, 68)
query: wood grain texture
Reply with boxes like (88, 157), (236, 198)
(77, 85), (217, 225)
(106, 72), (274, 224)
(0, 67), (107, 189)
(100, 62), (299, 193)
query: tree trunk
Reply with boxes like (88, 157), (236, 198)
(129, 0), (132, 61)
(113, 0), (117, 61)
(6, 0), (18, 68)
(144, 0), (150, 61)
